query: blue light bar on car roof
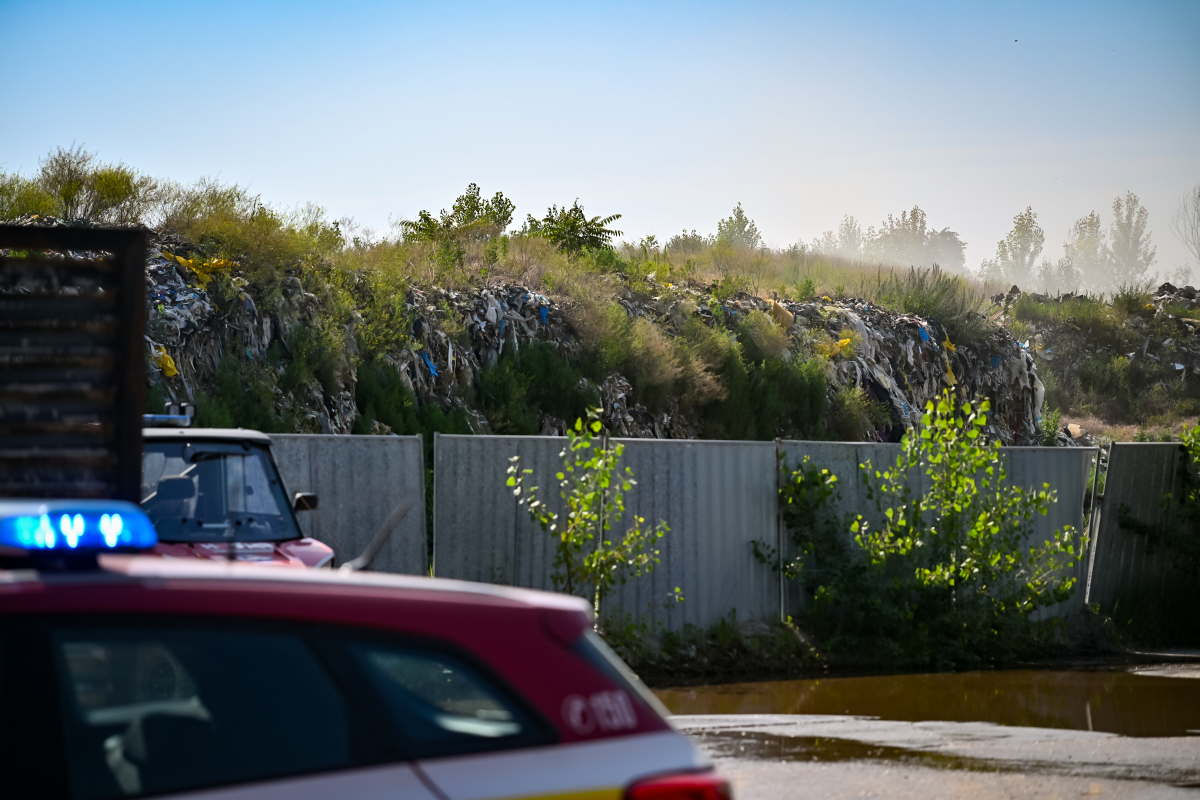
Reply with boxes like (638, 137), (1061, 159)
(0, 500), (158, 552)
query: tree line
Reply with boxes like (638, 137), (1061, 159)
(980, 194), (1167, 295)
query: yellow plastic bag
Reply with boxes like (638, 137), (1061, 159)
(154, 345), (178, 378)
(160, 251), (232, 289)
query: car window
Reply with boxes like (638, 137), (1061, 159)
(345, 641), (551, 758)
(141, 442), (300, 543)
(55, 627), (351, 799)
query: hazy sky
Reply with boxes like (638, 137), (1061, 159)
(3, 1), (1198, 272)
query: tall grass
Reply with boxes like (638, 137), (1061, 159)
(867, 267), (988, 345)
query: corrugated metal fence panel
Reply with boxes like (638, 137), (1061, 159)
(434, 435), (1096, 626)
(271, 434), (427, 574)
(603, 439), (778, 631)
(433, 434), (566, 591)
(777, 442), (907, 617)
(778, 441), (1094, 616)
(1002, 447), (1096, 616)
(433, 435), (778, 629)
(1087, 443), (1196, 612)
(778, 441), (903, 527)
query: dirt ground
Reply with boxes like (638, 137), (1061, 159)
(1062, 415), (1200, 443)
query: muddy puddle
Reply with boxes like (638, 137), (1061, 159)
(656, 669), (1200, 737)
(690, 729), (998, 771)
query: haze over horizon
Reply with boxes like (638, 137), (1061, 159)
(2, 0), (1197, 275)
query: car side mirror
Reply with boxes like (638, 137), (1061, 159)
(292, 493), (318, 512)
(156, 476), (196, 501)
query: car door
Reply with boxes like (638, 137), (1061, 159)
(12, 616), (442, 800)
(336, 635), (702, 800)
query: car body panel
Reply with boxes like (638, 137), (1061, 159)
(417, 731), (706, 800)
(136, 762), (439, 800)
(0, 559), (675, 746)
(152, 539), (334, 567)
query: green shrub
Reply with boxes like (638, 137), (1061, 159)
(738, 310), (789, 362)
(352, 361), (471, 448)
(784, 391), (1086, 668)
(828, 385), (889, 441)
(475, 354), (539, 435)
(515, 343), (602, 421)
(1078, 354), (1132, 398)
(0, 171), (56, 219)
(599, 307), (680, 412)
(473, 343), (603, 434)
(144, 382), (167, 414)
(852, 390), (1085, 665)
(1111, 284), (1153, 317)
(278, 323), (344, 396)
(692, 319), (828, 441)
(602, 612), (815, 685)
(194, 353), (286, 432)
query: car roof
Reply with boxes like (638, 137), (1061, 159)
(143, 427), (273, 443)
(0, 555), (589, 615)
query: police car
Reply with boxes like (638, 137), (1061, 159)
(0, 500), (728, 800)
(141, 422), (334, 569)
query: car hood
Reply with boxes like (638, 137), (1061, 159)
(152, 538), (334, 568)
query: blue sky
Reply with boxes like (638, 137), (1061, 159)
(2, 1), (1198, 271)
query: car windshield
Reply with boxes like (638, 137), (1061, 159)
(141, 441), (301, 543)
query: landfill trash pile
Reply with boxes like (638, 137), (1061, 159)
(632, 281), (1044, 445)
(3, 214), (1044, 443)
(993, 280), (1200, 443)
(1053, 422), (1098, 448)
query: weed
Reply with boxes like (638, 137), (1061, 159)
(601, 612), (816, 685)
(351, 361), (472, 449)
(1041, 407), (1063, 446)
(599, 308), (680, 412)
(828, 385), (890, 441)
(194, 352), (287, 432)
(1111, 284), (1153, 317)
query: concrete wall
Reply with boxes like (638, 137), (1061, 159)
(271, 434), (427, 574)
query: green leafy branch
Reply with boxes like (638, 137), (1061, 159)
(854, 390), (1085, 621)
(507, 409), (668, 611)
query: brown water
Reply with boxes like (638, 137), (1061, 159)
(655, 669), (1200, 737)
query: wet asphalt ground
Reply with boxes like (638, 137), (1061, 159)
(676, 715), (1200, 798)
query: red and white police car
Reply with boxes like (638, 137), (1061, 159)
(0, 500), (728, 800)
